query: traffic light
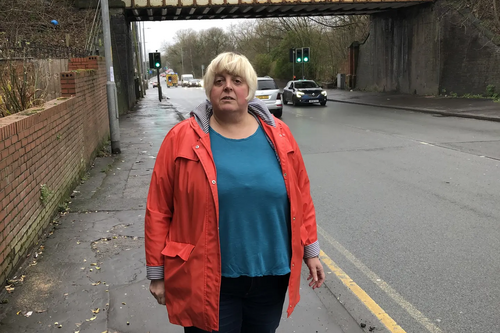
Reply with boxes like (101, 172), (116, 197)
(153, 52), (161, 68)
(148, 52), (161, 69)
(303, 47), (310, 62)
(295, 48), (302, 63)
(289, 48), (295, 63)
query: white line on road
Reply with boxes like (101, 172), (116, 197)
(317, 225), (443, 333)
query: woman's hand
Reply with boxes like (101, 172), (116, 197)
(150, 279), (166, 305)
(304, 257), (325, 289)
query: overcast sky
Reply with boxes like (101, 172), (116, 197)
(142, 19), (253, 54)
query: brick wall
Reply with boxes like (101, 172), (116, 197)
(0, 57), (109, 284)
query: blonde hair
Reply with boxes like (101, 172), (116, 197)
(203, 52), (257, 102)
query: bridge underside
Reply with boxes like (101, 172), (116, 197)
(123, 1), (432, 21)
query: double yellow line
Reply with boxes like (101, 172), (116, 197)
(318, 225), (443, 333)
(319, 250), (406, 332)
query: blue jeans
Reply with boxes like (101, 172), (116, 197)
(184, 274), (290, 333)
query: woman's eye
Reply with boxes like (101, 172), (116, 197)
(215, 79), (223, 85)
(234, 79), (242, 84)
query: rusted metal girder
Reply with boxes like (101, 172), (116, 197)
(114, 0), (434, 20)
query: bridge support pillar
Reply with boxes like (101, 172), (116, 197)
(109, 8), (136, 114)
(355, 1), (500, 96)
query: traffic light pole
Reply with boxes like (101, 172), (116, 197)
(101, 0), (121, 154)
(302, 60), (305, 80)
(292, 49), (295, 80)
(157, 68), (162, 102)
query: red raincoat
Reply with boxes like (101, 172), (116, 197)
(145, 115), (318, 331)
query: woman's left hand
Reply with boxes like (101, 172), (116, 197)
(304, 256), (325, 289)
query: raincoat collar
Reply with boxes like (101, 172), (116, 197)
(190, 98), (276, 134)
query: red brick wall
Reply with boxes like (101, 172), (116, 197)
(0, 57), (109, 283)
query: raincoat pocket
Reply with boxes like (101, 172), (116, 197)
(161, 241), (195, 261)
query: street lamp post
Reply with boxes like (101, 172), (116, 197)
(100, 0), (121, 154)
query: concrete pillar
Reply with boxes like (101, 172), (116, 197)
(109, 8), (136, 114)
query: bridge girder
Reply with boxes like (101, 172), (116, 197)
(79, 0), (433, 21)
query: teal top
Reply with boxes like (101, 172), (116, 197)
(209, 125), (291, 277)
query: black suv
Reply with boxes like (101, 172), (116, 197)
(283, 80), (327, 106)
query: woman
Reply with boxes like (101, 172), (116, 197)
(145, 52), (325, 333)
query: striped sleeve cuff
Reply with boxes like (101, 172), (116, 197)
(303, 240), (320, 259)
(146, 266), (164, 280)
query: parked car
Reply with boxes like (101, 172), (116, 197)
(255, 76), (283, 118)
(180, 74), (194, 87)
(283, 80), (327, 106)
(188, 79), (202, 87)
(152, 81), (159, 88)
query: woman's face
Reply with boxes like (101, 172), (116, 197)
(210, 73), (249, 114)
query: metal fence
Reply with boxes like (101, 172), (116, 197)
(0, 42), (91, 60)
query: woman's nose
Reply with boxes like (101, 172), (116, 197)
(223, 80), (233, 91)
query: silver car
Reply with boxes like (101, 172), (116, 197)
(255, 77), (283, 118)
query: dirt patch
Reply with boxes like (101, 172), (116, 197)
(91, 235), (142, 261)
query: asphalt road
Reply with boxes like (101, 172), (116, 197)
(162, 84), (500, 333)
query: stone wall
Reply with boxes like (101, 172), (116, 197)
(0, 57), (109, 284)
(356, 1), (500, 96)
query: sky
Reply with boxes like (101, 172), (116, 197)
(142, 19), (253, 54)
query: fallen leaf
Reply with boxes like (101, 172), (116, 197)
(92, 308), (100, 314)
(91, 281), (101, 286)
(90, 263), (97, 266)
(16, 311), (21, 315)
(96, 267), (101, 270)
(25, 311), (33, 317)
(90, 316), (96, 321)
(89, 269), (93, 272)
(122, 302), (126, 305)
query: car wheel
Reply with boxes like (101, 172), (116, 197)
(320, 101), (326, 106)
(292, 96), (299, 106)
(283, 97), (288, 105)
(273, 109), (283, 118)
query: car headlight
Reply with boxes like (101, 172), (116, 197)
(295, 91), (304, 97)
(321, 91), (327, 96)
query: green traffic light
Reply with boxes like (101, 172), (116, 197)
(155, 63), (160, 68)
(297, 59), (302, 63)
(304, 57), (309, 62)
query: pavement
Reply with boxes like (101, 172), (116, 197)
(0, 87), (360, 333)
(325, 89), (500, 122)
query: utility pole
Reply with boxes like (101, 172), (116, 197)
(181, 45), (184, 74)
(136, 22), (145, 96)
(132, 23), (144, 98)
(101, 0), (121, 154)
(141, 22), (148, 87)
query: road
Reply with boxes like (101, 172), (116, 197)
(165, 84), (500, 333)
